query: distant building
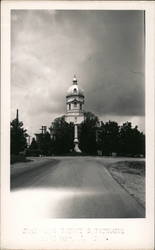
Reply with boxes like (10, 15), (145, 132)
(49, 75), (103, 154)
(35, 126), (47, 143)
(64, 75), (85, 152)
(65, 75), (85, 124)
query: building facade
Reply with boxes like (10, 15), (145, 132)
(65, 75), (85, 152)
(65, 75), (84, 124)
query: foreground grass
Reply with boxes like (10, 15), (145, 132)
(105, 160), (145, 207)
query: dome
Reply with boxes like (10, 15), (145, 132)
(66, 84), (84, 97)
(66, 75), (84, 97)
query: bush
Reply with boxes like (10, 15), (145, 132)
(26, 149), (42, 157)
(11, 154), (30, 164)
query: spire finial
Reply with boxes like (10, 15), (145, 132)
(16, 109), (19, 120)
(16, 109), (19, 125)
(73, 75), (77, 85)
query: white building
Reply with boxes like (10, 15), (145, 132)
(65, 75), (85, 152)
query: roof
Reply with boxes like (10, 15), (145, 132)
(66, 85), (84, 97)
(66, 76), (84, 97)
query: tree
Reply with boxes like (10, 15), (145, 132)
(29, 137), (38, 150)
(11, 115), (28, 155)
(119, 122), (145, 156)
(100, 121), (120, 156)
(50, 116), (74, 155)
(38, 132), (52, 156)
(79, 112), (99, 155)
(27, 137), (41, 156)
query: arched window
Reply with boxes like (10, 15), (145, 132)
(69, 103), (71, 110)
(73, 88), (77, 94)
(74, 102), (77, 107)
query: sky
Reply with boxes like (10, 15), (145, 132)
(11, 10), (145, 137)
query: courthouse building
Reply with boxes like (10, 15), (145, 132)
(50, 75), (85, 152)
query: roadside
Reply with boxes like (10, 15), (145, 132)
(100, 159), (145, 207)
(11, 157), (55, 177)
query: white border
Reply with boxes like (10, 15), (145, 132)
(1, 1), (155, 249)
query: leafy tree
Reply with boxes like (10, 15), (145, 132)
(138, 131), (145, 156)
(29, 137), (38, 150)
(50, 116), (74, 155)
(26, 137), (41, 156)
(96, 121), (145, 157)
(79, 112), (99, 155)
(119, 122), (145, 156)
(38, 132), (52, 156)
(100, 121), (120, 155)
(11, 116), (28, 155)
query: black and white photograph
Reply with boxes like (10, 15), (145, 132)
(1, 2), (154, 250)
(10, 9), (145, 219)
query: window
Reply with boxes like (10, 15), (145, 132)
(69, 103), (71, 110)
(73, 88), (77, 94)
(74, 102), (77, 107)
(80, 103), (82, 110)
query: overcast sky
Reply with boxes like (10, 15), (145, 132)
(11, 10), (145, 137)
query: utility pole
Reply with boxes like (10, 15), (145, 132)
(40, 126), (44, 134)
(27, 135), (31, 146)
(40, 126), (47, 134)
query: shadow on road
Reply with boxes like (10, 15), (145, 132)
(11, 159), (60, 190)
(10, 157), (145, 218)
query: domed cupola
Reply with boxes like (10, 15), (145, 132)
(65, 75), (85, 125)
(66, 75), (84, 98)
